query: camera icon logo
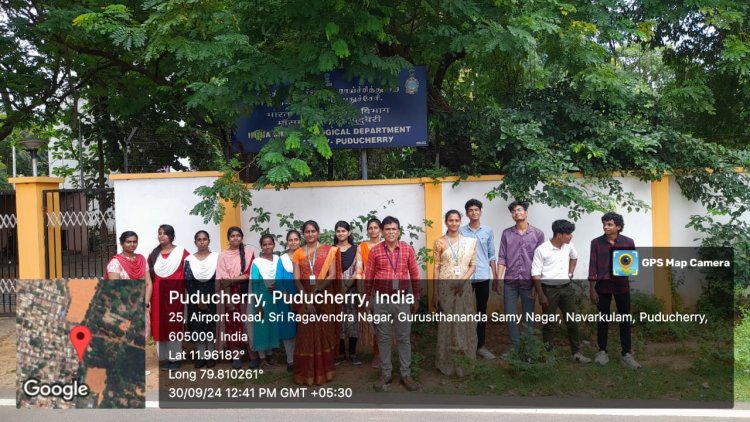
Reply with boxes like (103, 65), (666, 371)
(612, 250), (639, 277)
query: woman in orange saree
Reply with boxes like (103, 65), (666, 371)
(292, 220), (342, 385)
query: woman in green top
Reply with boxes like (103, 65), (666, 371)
(250, 233), (281, 366)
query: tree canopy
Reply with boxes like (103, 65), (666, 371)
(0, 0), (748, 221)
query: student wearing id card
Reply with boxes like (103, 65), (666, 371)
(433, 210), (477, 376)
(292, 220), (341, 386)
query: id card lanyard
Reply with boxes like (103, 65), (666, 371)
(306, 245), (318, 285)
(385, 245), (401, 290)
(448, 235), (462, 276)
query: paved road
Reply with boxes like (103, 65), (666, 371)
(2, 407), (750, 421)
(2, 389), (750, 420)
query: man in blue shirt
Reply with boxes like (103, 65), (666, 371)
(460, 198), (497, 360)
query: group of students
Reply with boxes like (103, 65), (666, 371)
(105, 198), (640, 393)
(105, 217), (422, 390)
(432, 199), (641, 376)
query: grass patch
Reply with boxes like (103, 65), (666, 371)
(170, 310), (743, 404)
(736, 368), (750, 402)
(735, 308), (750, 401)
(506, 334), (556, 381)
(416, 318), (733, 403)
(460, 345), (732, 402)
(631, 292), (693, 341)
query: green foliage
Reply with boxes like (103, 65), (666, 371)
(0, 124), (58, 186)
(736, 308), (750, 372)
(690, 217), (750, 316)
(190, 157), (253, 224)
(692, 342), (735, 378)
(630, 292), (691, 341)
(1, 0), (748, 235)
(246, 199), (433, 269)
(48, 128), (105, 189)
(410, 350), (425, 378)
(732, 334), (748, 399)
(681, 163), (750, 315)
(507, 333), (557, 380)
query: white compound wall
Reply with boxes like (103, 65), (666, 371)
(111, 172), (747, 308)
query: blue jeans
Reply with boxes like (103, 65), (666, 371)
(504, 285), (535, 348)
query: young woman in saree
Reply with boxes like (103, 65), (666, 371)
(292, 220), (342, 385)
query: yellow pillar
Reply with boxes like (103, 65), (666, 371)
(9, 177), (64, 279)
(422, 178), (443, 311)
(651, 176), (672, 313)
(219, 197), (242, 250)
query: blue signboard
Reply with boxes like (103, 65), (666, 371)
(233, 67), (428, 152)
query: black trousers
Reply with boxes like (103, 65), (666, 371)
(596, 291), (632, 356)
(472, 280), (490, 349)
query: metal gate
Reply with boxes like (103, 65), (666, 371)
(0, 190), (17, 315)
(43, 188), (116, 278)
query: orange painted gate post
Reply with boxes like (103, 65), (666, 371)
(9, 177), (63, 279)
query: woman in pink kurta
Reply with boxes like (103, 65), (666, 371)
(106, 231), (149, 280)
(216, 226), (257, 369)
(107, 231), (151, 344)
(147, 224), (190, 370)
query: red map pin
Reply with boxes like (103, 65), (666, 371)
(70, 325), (91, 363)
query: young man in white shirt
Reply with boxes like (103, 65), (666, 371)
(531, 219), (591, 363)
